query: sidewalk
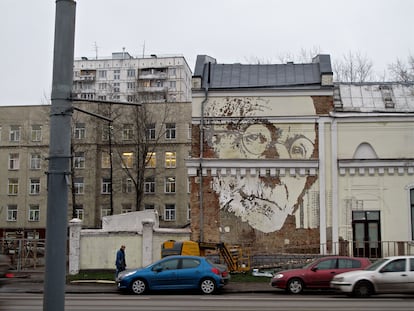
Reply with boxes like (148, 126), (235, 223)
(1, 270), (274, 294)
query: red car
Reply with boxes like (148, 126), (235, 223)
(270, 256), (371, 294)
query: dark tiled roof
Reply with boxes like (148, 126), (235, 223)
(194, 54), (332, 89)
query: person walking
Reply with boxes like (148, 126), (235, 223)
(115, 245), (126, 277)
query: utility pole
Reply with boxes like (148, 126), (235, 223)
(43, 1), (76, 310)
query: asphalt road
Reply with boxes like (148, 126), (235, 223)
(1, 292), (414, 311)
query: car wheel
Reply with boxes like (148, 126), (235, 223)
(131, 279), (147, 295)
(287, 278), (304, 294)
(353, 280), (374, 298)
(200, 278), (216, 294)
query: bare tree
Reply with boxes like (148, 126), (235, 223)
(112, 102), (172, 211)
(388, 54), (414, 82)
(333, 51), (374, 82)
(245, 47), (322, 64)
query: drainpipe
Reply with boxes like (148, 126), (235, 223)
(318, 118), (327, 255)
(199, 62), (210, 242)
(331, 118), (339, 254)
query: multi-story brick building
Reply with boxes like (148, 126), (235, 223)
(0, 53), (193, 238)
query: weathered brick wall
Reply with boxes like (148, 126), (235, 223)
(189, 95), (333, 255)
(312, 96), (334, 115)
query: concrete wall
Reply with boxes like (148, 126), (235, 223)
(69, 212), (191, 274)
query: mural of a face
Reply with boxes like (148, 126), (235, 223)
(205, 98), (316, 233)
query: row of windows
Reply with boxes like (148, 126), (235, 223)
(74, 176), (189, 194)
(6, 202), (186, 222)
(88, 68), (177, 79)
(6, 205), (40, 222)
(1, 121), (191, 143)
(3, 175), (190, 196)
(74, 122), (190, 141)
(0, 125), (42, 142)
(5, 178), (41, 195)
(100, 151), (177, 169)
(85, 80), (177, 91)
(4, 150), (179, 171)
(6, 153), (42, 170)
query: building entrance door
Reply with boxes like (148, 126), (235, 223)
(352, 211), (381, 258)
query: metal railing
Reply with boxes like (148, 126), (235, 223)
(1, 238), (413, 271)
(1, 239), (45, 271)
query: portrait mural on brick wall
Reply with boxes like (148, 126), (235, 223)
(204, 97), (318, 233)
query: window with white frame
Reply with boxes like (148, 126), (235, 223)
(169, 81), (176, 90)
(146, 123), (156, 140)
(74, 177), (84, 194)
(7, 205), (17, 221)
(127, 82), (136, 89)
(121, 204), (132, 214)
(145, 152), (156, 168)
(187, 203), (191, 221)
(9, 125), (20, 142)
(165, 123), (176, 140)
(113, 82), (120, 92)
(113, 70), (120, 80)
(122, 178), (133, 193)
(101, 152), (111, 168)
(144, 176), (155, 193)
(187, 177), (191, 193)
(30, 153), (41, 170)
(74, 151), (85, 169)
(165, 151), (176, 168)
(127, 95), (136, 102)
(100, 206), (111, 219)
(122, 124), (133, 140)
(98, 70), (107, 78)
(98, 82), (107, 90)
(28, 205), (40, 222)
(31, 125), (42, 142)
(127, 69), (136, 77)
(187, 123), (192, 140)
(165, 176), (176, 193)
(8, 178), (18, 195)
(9, 153), (19, 170)
(29, 178), (40, 195)
(165, 204), (176, 221)
(121, 152), (133, 168)
(74, 123), (86, 139)
(102, 178), (111, 194)
(169, 68), (176, 77)
(74, 204), (84, 220)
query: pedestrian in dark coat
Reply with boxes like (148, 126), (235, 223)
(115, 245), (126, 277)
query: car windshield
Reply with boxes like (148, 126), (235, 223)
(365, 258), (388, 271)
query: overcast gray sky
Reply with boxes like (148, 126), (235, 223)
(1, 0), (413, 106)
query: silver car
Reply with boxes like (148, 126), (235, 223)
(330, 256), (414, 297)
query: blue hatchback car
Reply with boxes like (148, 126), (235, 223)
(116, 255), (229, 294)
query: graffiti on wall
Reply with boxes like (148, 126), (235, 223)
(205, 97), (317, 233)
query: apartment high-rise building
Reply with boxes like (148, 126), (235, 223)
(0, 53), (193, 239)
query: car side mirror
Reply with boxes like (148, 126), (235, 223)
(311, 267), (318, 272)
